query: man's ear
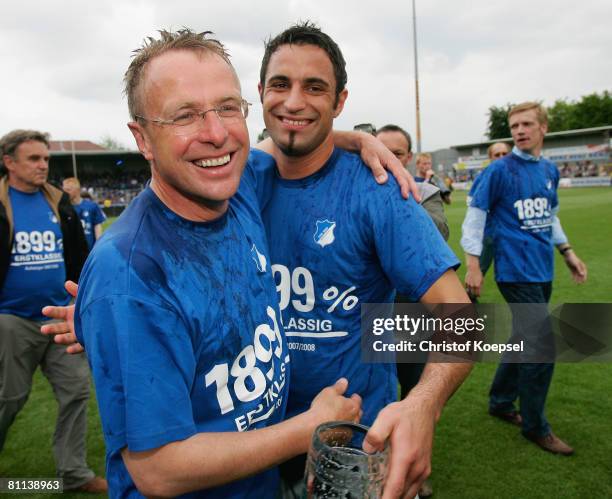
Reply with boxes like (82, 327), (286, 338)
(2, 154), (15, 173)
(332, 88), (349, 118)
(127, 122), (154, 162)
(257, 82), (264, 104)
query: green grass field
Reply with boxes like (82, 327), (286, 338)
(1, 187), (611, 498)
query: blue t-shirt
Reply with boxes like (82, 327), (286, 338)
(0, 188), (70, 320)
(75, 179), (289, 498)
(467, 152), (559, 282)
(470, 168), (495, 240)
(73, 199), (106, 249)
(250, 148), (459, 425)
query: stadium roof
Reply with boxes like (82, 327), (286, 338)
(51, 149), (142, 157)
(49, 140), (140, 157)
(50, 140), (106, 152)
(452, 125), (612, 149)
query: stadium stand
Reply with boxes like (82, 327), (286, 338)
(45, 140), (149, 214)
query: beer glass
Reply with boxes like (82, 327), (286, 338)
(304, 421), (388, 498)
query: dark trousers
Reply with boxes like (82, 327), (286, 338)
(489, 282), (554, 437)
(397, 362), (426, 399)
(394, 294), (429, 399)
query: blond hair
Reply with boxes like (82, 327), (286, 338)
(508, 102), (548, 125)
(124, 28), (232, 120)
(415, 153), (432, 164)
(63, 177), (81, 188)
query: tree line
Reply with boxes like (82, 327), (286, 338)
(486, 90), (612, 140)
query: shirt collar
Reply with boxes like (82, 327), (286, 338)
(512, 145), (541, 162)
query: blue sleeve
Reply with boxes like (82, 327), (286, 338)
(246, 149), (277, 210)
(551, 205), (568, 246)
(468, 164), (501, 212)
(551, 164), (560, 210)
(91, 204), (107, 225)
(77, 295), (197, 454)
(367, 183), (460, 301)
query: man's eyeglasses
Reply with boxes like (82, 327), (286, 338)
(136, 99), (251, 135)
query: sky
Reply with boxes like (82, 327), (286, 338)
(1, 0), (610, 152)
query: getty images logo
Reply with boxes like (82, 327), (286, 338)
(313, 219), (336, 248)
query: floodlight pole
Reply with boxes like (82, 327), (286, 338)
(412, 0), (422, 153)
(71, 140), (78, 178)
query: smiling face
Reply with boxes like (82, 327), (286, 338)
(259, 44), (347, 159)
(509, 109), (547, 157)
(128, 49), (249, 220)
(4, 140), (49, 193)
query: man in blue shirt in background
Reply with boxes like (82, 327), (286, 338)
(0, 129), (106, 493)
(414, 152), (452, 205)
(62, 177), (106, 249)
(461, 102), (587, 455)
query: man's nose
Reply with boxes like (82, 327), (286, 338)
(284, 86), (307, 112)
(195, 111), (229, 146)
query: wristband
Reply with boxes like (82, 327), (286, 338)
(559, 246), (572, 255)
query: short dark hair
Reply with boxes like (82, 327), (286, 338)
(376, 124), (412, 153)
(0, 129), (50, 173)
(0, 129), (50, 159)
(260, 21), (347, 107)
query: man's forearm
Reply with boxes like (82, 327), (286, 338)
(123, 411), (317, 497)
(406, 362), (473, 421)
(413, 270), (474, 418)
(465, 253), (481, 272)
(330, 130), (369, 152)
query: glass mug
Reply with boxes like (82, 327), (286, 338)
(304, 421), (389, 498)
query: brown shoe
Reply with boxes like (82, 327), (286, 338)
(489, 409), (522, 427)
(70, 476), (108, 494)
(418, 478), (434, 497)
(524, 432), (574, 456)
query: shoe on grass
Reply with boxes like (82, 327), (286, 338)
(524, 431), (574, 456)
